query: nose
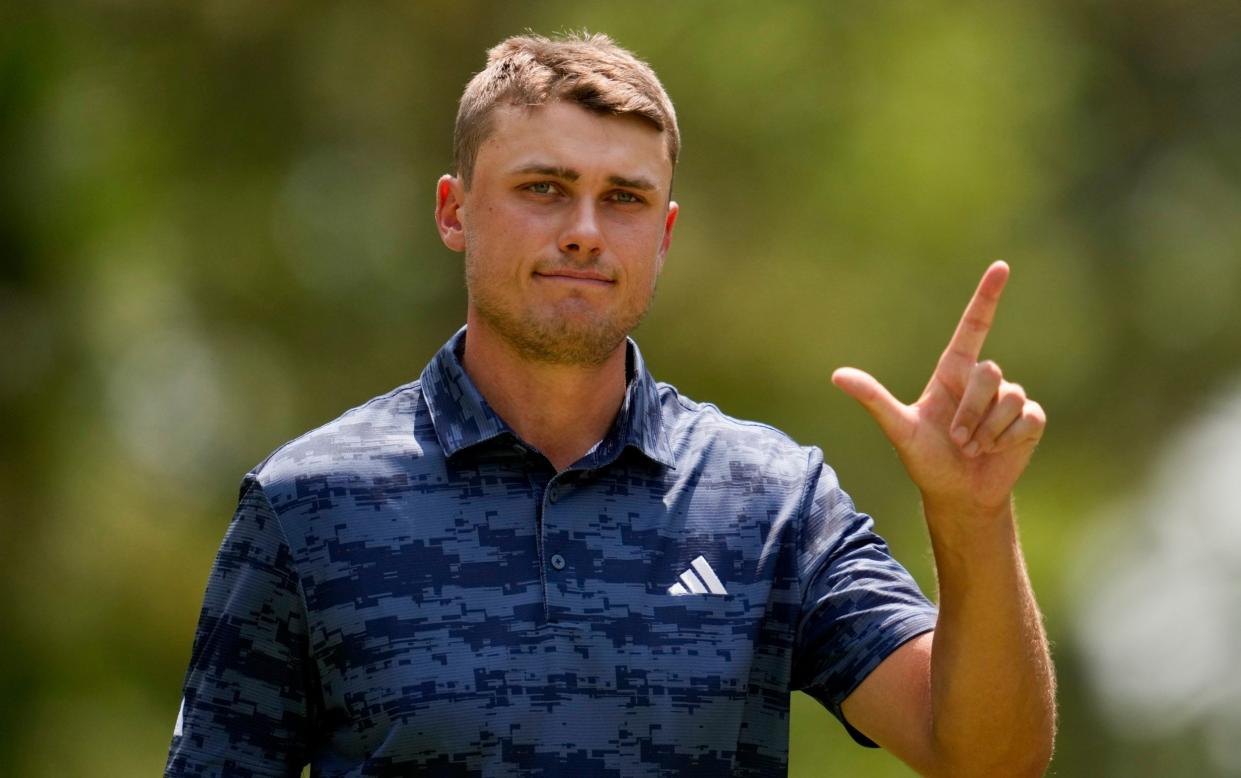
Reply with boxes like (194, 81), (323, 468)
(559, 200), (604, 258)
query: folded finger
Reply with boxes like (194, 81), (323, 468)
(971, 383), (1026, 453)
(989, 399), (1047, 452)
(950, 360), (1003, 447)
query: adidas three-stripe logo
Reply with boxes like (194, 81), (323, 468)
(668, 555), (728, 595)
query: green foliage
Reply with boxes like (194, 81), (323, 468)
(2, 1), (1239, 774)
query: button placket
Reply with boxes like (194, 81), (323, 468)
(541, 472), (578, 622)
(543, 475), (567, 570)
(525, 467), (554, 622)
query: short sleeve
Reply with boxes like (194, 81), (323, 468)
(790, 450), (938, 748)
(165, 477), (314, 777)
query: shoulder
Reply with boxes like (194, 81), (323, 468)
(248, 379), (434, 496)
(656, 382), (819, 481)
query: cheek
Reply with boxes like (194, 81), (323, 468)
(477, 204), (552, 248)
(612, 218), (669, 264)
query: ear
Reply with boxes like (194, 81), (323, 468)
(655, 200), (679, 273)
(435, 174), (467, 253)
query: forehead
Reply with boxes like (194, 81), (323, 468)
(476, 102), (672, 185)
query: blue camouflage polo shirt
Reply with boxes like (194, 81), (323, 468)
(166, 328), (937, 777)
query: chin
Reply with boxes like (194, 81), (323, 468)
(513, 317), (631, 367)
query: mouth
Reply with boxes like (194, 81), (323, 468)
(533, 270), (615, 287)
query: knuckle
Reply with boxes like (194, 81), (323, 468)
(1026, 401), (1047, 425)
(977, 360), (1003, 381)
(986, 413), (1010, 435)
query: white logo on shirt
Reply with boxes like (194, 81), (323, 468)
(668, 555), (728, 595)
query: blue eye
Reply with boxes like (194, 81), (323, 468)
(527, 182), (554, 194)
(612, 191), (642, 204)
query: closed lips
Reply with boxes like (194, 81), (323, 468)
(534, 270), (614, 284)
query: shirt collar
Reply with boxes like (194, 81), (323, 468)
(420, 327), (675, 469)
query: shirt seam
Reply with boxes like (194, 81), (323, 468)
(248, 474), (314, 765)
(248, 476), (310, 634)
(664, 386), (801, 443)
(253, 381), (420, 475)
(793, 447), (816, 636)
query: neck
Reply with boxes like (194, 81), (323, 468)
(460, 317), (629, 472)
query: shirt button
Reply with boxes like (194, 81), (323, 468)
(547, 486), (560, 503)
(550, 553), (566, 571)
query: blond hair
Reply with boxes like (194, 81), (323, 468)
(453, 32), (679, 186)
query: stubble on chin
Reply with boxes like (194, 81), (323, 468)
(465, 263), (654, 368)
(472, 295), (633, 367)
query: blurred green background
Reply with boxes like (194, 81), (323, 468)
(3, 1), (1240, 775)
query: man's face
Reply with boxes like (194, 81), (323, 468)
(436, 101), (678, 366)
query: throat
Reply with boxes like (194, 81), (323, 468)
(461, 323), (630, 471)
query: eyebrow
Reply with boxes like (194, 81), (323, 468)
(512, 163), (659, 192)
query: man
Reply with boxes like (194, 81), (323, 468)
(167, 32), (1055, 777)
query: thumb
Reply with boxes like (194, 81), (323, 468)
(831, 367), (910, 443)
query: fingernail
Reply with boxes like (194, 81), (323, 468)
(952, 427), (969, 444)
(964, 441), (980, 457)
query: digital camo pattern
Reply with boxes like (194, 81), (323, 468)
(166, 329), (937, 777)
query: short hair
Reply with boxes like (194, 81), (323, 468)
(453, 32), (679, 187)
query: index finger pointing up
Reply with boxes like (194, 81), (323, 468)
(935, 260), (1010, 389)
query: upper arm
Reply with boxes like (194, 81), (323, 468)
(840, 630), (937, 775)
(791, 455), (939, 750)
(165, 478), (312, 777)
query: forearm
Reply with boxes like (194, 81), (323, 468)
(923, 498), (1055, 778)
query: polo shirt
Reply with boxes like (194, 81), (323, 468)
(166, 327), (937, 777)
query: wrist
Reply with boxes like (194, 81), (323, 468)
(922, 495), (1017, 563)
(921, 489), (1013, 522)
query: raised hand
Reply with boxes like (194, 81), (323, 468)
(831, 261), (1045, 520)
